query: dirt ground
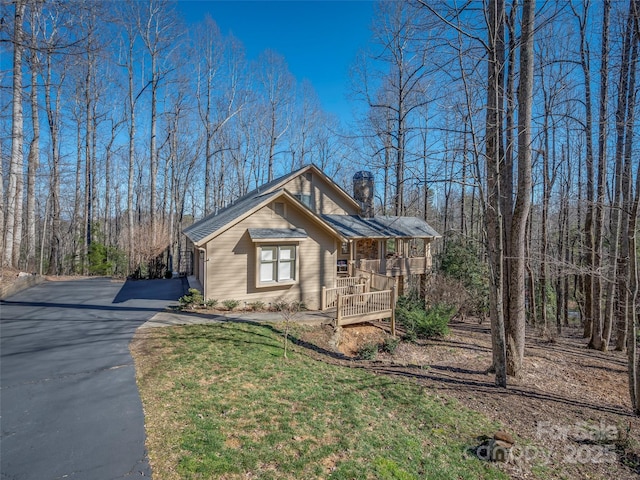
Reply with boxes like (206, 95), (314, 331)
(295, 320), (640, 479)
(0, 266), (21, 286)
(0, 268), (93, 287)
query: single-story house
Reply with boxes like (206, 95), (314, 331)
(183, 164), (440, 310)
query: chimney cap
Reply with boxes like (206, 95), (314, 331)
(353, 171), (374, 181)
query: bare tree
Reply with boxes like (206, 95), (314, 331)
(570, 0), (597, 340)
(255, 50), (294, 182)
(626, 0), (639, 404)
(610, 0), (638, 351)
(588, 0), (611, 351)
(138, 0), (180, 245)
(485, 0), (507, 387)
(193, 18), (245, 214)
(4, 0), (26, 268)
(37, 3), (71, 275)
(24, 2), (42, 272)
(114, 1), (141, 275)
(354, 1), (434, 216)
(506, 0), (535, 377)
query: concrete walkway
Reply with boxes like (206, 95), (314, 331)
(139, 274), (336, 329)
(141, 308), (335, 329)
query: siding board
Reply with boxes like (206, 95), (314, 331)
(204, 199), (337, 310)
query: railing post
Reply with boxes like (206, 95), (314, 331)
(321, 286), (326, 311)
(360, 276), (370, 293)
(391, 285), (397, 336)
(336, 293), (343, 326)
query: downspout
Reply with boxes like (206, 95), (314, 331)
(198, 247), (207, 301)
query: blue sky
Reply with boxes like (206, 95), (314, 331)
(177, 0), (375, 124)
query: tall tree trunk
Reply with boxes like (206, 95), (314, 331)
(72, 100), (83, 273)
(423, 126), (430, 224)
(460, 124), (467, 234)
(383, 122), (392, 215)
(613, 0), (638, 351)
(506, 0), (535, 378)
(501, 0), (517, 326)
(485, 0), (507, 387)
(125, 26), (137, 276)
(45, 51), (62, 275)
(5, 0), (26, 268)
(627, 76), (640, 410)
(572, 1), (597, 339)
(589, 0), (611, 351)
(25, 32), (40, 272)
(84, 52), (94, 272)
(150, 55), (158, 245)
(395, 68), (405, 217)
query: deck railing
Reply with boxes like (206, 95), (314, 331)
(358, 256), (430, 276)
(321, 283), (368, 310)
(336, 288), (396, 334)
(354, 269), (398, 293)
(336, 276), (361, 288)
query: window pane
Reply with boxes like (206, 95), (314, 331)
(261, 247), (275, 262)
(260, 262), (275, 282)
(279, 246), (294, 260)
(279, 261), (292, 280)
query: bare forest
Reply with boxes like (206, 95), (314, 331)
(2, 1), (640, 405)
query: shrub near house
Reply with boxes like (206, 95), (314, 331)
(396, 294), (454, 340)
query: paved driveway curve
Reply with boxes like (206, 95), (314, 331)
(0, 277), (185, 480)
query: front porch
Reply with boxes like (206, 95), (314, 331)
(322, 213), (438, 280)
(342, 237), (433, 278)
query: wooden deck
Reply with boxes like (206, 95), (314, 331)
(336, 288), (396, 335)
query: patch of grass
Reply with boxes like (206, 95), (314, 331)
(132, 322), (509, 480)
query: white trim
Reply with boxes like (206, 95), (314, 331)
(255, 243), (300, 288)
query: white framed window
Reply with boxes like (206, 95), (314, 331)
(258, 245), (297, 284)
(294, 193), (312, 209)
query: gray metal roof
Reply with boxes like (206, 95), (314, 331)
(248, 228), (308, 240)
(322, 214), (440, 239)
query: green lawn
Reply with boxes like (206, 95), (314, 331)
(132, 322), (509, 480)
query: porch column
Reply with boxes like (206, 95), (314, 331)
(350, 240), (356, 275)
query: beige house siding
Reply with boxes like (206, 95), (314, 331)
(203, 198), (338, 310)
(279, 170), (359, 215)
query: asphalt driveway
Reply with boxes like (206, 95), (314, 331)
(0, 277), (185, 480)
